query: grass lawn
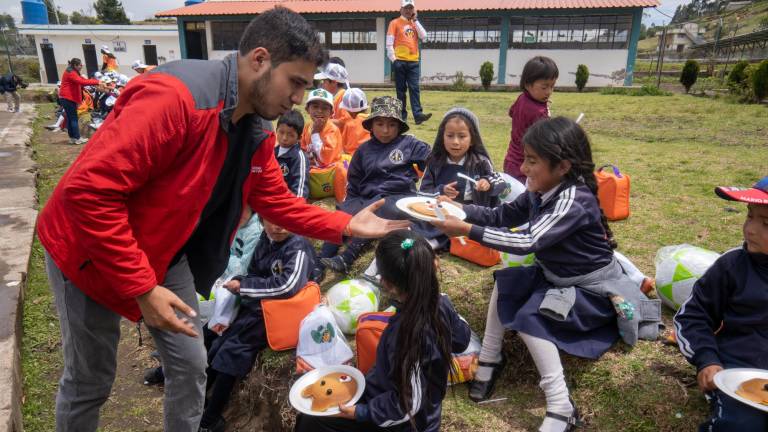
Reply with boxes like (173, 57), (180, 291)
(22, 90), (767, 431)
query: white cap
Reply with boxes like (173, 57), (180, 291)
(339, 88), (368, 113)
(132, 60), (148, 70)
(314, 63), (349, 87)
(305, 88), (335, 111)
(297, 305), (353, 369)
(100, 45), (112, 55)
(401, 0), (415, 7)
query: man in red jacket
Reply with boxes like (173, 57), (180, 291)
(37, 8), (408, 432)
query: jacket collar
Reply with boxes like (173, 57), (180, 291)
(219, 53), (241, 133)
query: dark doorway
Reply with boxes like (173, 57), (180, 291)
(143, 44), (158, 65)
(184, 22), (208, 60)
(82, 44), (98, 77)
(40, 43), (58, 84)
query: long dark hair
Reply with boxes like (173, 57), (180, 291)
(520, 56), (559, 89)
(66, 58), (82, 72)
(375, 230), (454, 428)
(523, 117), (617, 249)
(428, 111), (491, 176)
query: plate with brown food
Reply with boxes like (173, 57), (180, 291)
(714, 368), (768, 413)
(289, 365), (366, 416)
(395, 196), (466, 222)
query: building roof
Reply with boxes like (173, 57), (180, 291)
(156, 0), (659, 17)
(17, 24), (178, 37)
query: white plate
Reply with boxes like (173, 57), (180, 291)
(289, 365), (366, 416)
(713, 368), (768, 413)
(395, 196), (467, 222)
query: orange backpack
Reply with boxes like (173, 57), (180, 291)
(355, 311), (395, 374)
(449, 237), (500, 267)
(595, 164), (631, 221)
(261, 281), (321, 351)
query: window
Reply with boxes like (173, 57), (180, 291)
(309, 19), (377, 50)
(509, 15), (632, 49)
(420, 17), (501, 49)
(210, 21), (249, 51)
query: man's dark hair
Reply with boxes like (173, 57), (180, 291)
(276, 109), (305, 136)
(239, 7), (327, 67)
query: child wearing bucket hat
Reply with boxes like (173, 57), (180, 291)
(674, 176), (768, 432)
(315, 96), (430, 277)
(338, 88), (371, 155)
(300, 88), (347, 203)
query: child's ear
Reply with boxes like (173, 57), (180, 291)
(557, 160), (572, 177)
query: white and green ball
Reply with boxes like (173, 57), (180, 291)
(326, 279), (379, 334)
(500, 251), (536, 268)
(655, 244), (720, 310)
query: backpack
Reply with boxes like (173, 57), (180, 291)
(596, 164), (631, 221)
(261, 281), (321, 351)
(449, 237), (500, 267)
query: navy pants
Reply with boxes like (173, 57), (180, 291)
(392, 60), (423, 120)
(60, 98), (80, 139)
(700, 390), (768, 431)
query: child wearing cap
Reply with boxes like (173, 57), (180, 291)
(316, 96), (430, 276)
(100, 46), (119, 73)
(338, 88), (371, 155)
(314, 62), (351, 125)
(199, 218), (317, 432)
(300, 88), (347, 203)
(673, 176), (768, 431)
(276, 109), (310, 200)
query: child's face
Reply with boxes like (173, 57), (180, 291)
(321, 79), (339, 94)
(307, 101), (332, 123)
(525, 78), (556, 103)
(443, 117), (472, 162)
(276, 124), (299, 148)
(371, 117), (400, 144)
(263, 219), (291, 243)
(744, 204), (768, 255)
(521, 144), (570, 194)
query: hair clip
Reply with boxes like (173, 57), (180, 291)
(401, 238), (414, 250)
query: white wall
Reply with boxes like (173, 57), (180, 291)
(419, 49), (499, 84)
(506, 49), (629, 87)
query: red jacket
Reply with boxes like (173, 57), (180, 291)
(503, 91), (549, 181)
(59, 68), (100, 104)
(37, 55), (352, 321)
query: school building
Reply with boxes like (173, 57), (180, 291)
(156, 0), (659, 87)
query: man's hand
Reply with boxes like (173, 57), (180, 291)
(136, 285), (198, 337)
(334, 403), (356, 419)
(430, 215), (472, 237)
(224, 279), (241, 294)
(476, 179), (491, 192)
(443, 181), (459, 199)
(346, 199), (411, 238)
(697, 364), (723, 392)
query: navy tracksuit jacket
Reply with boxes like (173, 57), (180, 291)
(419, 153), (506, 207)
(275, 143), (310, 199)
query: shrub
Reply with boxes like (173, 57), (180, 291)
(575, 64), (589, 92)
(599, 85), (672, 96)
(680, 60), (700, 93)
(479, 61), (494, 90)
(751, 59), (768, 102)
(449, 71), (470, 92)
(727, 60), (750, 92)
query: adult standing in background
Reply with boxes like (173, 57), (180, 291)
(59, 58), (102, 144)
(0, 73), (26, 113)
(387, 0), (432, 125)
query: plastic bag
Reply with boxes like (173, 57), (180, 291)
(296, 305), (354, 371)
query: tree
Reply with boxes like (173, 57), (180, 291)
(44, 0), (69, 24)
(479, 61), (494, 90)
(94, 0), (130, 25)
(0, 13), (16, 30)
(680, 59), (700, 93)
(727, 60), (750, 92)
(575, 64), (589, 92)
(639, 23), (647, 40)
(71, 11), (100, 25)
(752, 60), (768, 102)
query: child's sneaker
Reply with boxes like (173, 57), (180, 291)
(143, 366), (164, 386)
(321, 256), (350, 274)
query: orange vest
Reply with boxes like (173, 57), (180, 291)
(341, 114), (370, 155)
(102, 55), (119, 72)
(77, 91), (93, 116)
(388, 17), (420, 61)
(300, 121), (342, 168)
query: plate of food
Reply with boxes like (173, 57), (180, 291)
(713, 368), (768, 413)
(289, 365), (366, 416)
(395, 196), (466, 222)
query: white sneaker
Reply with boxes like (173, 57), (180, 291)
(75, 137), (88, 145)
(69, 138), (77, 144)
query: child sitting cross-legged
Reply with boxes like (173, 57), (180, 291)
(315, 96), (430, 278)
(275, 109), (310, 199)
(433, 117), (661, 432)
(199, 218), (317, 432)
(301, 88), (347, 203)
(295, 230), (471, 432)
(673, 176), (768, 431)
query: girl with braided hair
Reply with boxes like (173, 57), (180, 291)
(432, 117), (661, 432)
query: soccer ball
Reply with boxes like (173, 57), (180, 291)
(499, 173), (527, 204)
(326, 279), (379, 334)
(655, 244), (720, 310)
(500, 251), (536, 268)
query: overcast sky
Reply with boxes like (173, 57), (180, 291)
(2, 0), (689, 25)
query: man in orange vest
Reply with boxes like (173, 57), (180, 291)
(386, 0), (432, 125)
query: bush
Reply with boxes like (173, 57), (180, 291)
(575, 64), (589, 92)
(728, 60), (750, 92)
(479, 61), (494, 90)
(751, 60), (768, 102)
(599, 85), (672, 96)
(449, 71), (470, 92)
(680, 60), (700, 93)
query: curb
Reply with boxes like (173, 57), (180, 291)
(0, 104), (38, 432)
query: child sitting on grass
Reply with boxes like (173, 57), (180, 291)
(338, 88), (371, 156)
(433, 117), (661, 432)
(275, 109), (310, 199)
(199, 218), (316, 432)
(300, 88), (346, 203)
(315, 96), (430, 277)
(674, 176), (768, 431)
(295, 230), (470, 432)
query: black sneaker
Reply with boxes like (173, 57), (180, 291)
(310, 264), (326, 283)
(320, 256), (350, 274)
(414, 113), (432, 125)
(468, 355), (507, 402)
(143, 366), (164, 386)
(198, 416), (226, 432)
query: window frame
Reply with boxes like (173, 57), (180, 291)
(509, 15), (633, 50)
(210, 21), (249, 51)
(420, 17), (502, 49)
(309, 19), (378, 51)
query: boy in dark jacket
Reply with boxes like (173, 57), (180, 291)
(275, 110), (310, 199)
(674, 176), (768, 432)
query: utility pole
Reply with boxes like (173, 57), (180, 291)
(656, 26), (668, 88)
(710, 17), (722, 77)
(0, 25), (14, 76)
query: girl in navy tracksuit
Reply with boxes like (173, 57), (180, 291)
(674, 177), (768, 432)
(316, 96), (430, 276)
(200, 219), (316, 432)
(413, 107), (506, 250)
(296, 230), (471, 432)
(434, 117), (660, 432)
